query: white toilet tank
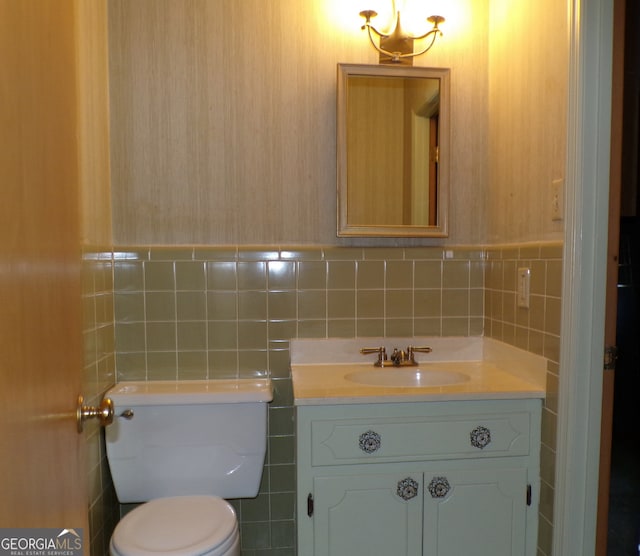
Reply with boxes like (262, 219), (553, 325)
(105, 379), (273, 503)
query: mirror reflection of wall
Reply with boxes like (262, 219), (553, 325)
(347, 76), (440, 226)
(337, 64), (450, 237)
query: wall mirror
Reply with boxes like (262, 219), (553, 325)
(337, 64), (450, 237)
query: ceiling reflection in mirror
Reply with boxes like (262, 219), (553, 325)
(337, 64), (450, 237)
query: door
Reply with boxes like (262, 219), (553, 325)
(422, 467), (528, 556)
(313, 473), (423, 556)
(0, 0), (87, 537)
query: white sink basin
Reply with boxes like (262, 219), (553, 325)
(344, 368), (470, 388)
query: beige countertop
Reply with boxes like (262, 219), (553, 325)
(292, 361), (545, 406)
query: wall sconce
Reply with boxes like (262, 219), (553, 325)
(359, 4), (444, 65)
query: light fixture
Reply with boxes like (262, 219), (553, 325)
(359, 4), (444, 65)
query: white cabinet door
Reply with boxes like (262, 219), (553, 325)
(313, 473), (424, 556)
(423, 467), (528, 556)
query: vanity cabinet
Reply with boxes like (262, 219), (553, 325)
(296, 399), (541, 556)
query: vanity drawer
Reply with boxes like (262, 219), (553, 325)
(310, 412), (531, 466)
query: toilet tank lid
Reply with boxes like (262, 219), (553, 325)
(106, 379), (273, 406)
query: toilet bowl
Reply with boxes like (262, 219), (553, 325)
(105, 379), (272, 556)
(110, 496), (239, 556)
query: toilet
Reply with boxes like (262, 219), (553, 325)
(105, 378), (273, 556)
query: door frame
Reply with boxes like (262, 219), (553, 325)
(595, 0), (625, 551)
(553, 0), (614, 554)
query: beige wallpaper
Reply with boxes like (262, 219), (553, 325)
(108, 0), (491, 245)
(77, 0), (112, 247)
(108, 0), (566, 247)
(487, 0), (568, 243)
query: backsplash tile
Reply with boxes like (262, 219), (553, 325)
(82, 249), (118, 556)
(111, 243), (561, 555)
(484, 242), (562, 554)
(112, 245), (484, 553)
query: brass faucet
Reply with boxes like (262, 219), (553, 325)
(360, 345), (432, 367)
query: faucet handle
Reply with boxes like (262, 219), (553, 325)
(407, 345), (432, 362)
(361, 346), (387, 366)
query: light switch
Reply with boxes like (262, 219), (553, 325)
(517, 267), (531, 308)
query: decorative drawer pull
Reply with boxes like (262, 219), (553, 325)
(427, 476), (451, 498)
(397, 477), (419, 500)
(470, 425), (492, 449)
(359, 430), (381, 453)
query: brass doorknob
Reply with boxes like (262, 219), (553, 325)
(76, 395), (114, 433)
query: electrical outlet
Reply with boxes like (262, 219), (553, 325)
(551, 179), (564, 221)
(517, 267), (531, 308)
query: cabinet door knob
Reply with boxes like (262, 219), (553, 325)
(397, 477), (419, 500)
(359, 430), (381, 453)
(427, 476), (451, 498)
(470, 425), (492, 449)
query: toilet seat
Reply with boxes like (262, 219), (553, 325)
(110, 495), (239, 556)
